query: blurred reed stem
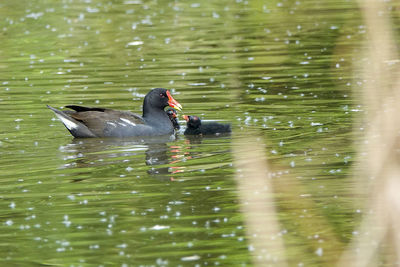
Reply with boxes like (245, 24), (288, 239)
(233, 134), (288, 266)
(338, 0), (400, 265)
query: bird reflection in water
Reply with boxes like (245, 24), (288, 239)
(145, 142), (185, 179)
(57, 133), (228, 182)
(57, 135), (185, 181)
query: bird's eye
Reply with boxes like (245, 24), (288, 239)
(160, 93), (166, 98)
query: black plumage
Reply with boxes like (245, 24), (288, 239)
(47, 88), (182, 138)
(165, 108), (180, 130)
(183, 115), (231, 135)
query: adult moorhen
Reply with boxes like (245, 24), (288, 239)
(182, 115), (231, 135)
(47, 88), (182, 138)
(166, 108), (180, 130)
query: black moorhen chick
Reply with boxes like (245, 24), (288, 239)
(182, 115), (231, 135)
(165, 108), (180, 130)
(47, 88), (182, 138)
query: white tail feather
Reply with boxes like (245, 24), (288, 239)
(55, 113), (78, 130)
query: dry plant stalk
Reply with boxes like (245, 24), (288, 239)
(233, 134), (288, 267)
(338, 0), (400, 265)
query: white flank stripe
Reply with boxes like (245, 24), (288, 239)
(120, 118), (136, 126)
(107, 122), (117, 127)
(55, 113), (78, 130)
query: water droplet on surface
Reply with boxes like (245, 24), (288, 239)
(127, 41), (143, 46)
(315, 247), (323, 257)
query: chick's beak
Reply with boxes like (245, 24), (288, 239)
(166, 91), (182, 111)
(182, 115), (189, 122)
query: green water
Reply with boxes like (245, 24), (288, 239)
(0, 0), (396, 266)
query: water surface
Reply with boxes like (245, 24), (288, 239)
(0, 0), (395, 266)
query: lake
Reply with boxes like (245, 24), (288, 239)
(0, 0), (398, 266)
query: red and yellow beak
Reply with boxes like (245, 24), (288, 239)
(166, 91), (182, 111)
(182, 115), (189, 122)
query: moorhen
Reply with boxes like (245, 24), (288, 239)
(47, 88), (182, 138)
(182, 115), (231, 135)
(165, 108), (180, 130)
